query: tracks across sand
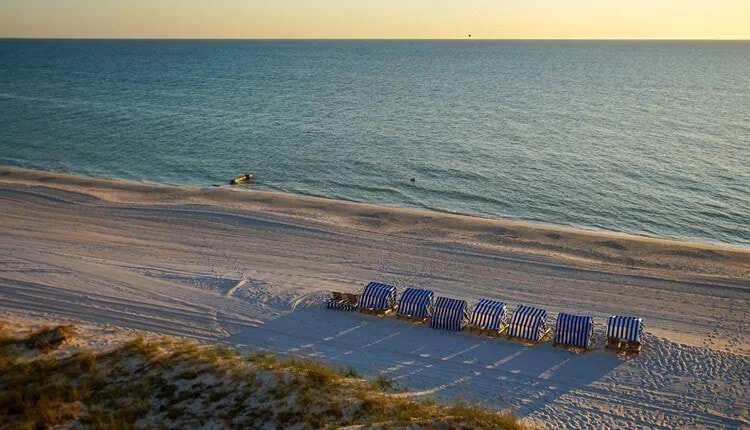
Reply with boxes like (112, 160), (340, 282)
(0, 172), (748, 429)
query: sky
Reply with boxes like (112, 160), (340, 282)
(1, 0), (748, 40)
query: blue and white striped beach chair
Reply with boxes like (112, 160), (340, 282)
(326, 291), (358, 311)
(396, 287), (434, 322)
(326, 299), (358, 311)
(606, 315), (643, 353)
(468, 299), (508, 336)
(554, 313), (594, 349)
(358, 282), (397, 316)
(507, 304), (550, 342)
(429, 296), (469, 331)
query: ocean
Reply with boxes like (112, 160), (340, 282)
(1, 39), (748, 246)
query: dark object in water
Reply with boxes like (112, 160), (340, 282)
(230, 172), (254, 184)
(410, 177), (416, 183)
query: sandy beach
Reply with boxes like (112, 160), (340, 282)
(1, 166), (748, 429)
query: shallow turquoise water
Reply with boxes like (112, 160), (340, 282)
(1, 40), (748, 246)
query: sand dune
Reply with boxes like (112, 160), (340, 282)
(0, 167), (748, 428)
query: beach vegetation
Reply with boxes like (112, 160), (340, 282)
(27, 324), (75, 352)
(371, 373), (397, 391)
(0, 322), (530, 429)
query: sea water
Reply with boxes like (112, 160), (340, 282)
(1, 40), (748, 246)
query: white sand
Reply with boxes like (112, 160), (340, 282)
(1, 167), (748, 429)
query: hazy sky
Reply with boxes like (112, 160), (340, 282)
(1, 0), (748, 39)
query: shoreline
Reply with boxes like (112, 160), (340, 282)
(1, 166), (748, 278)
(4, 165), (748, 252)
(261, 182), (746, 252)
(3, 165), (749, 252)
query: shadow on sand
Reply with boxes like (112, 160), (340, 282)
(225, 300), (625, 416)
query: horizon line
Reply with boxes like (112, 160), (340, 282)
(1, 37), (749, 42)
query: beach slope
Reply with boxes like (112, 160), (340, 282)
(0, 167), (748, 428)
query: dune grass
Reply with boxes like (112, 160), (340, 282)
(0, 324), (529, 429)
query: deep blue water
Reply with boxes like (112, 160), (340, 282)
(1, 40), (748, 246)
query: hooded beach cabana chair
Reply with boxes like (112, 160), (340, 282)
(606, 315), (643, 354)
(429, 296), (469, 332)
(326, 290), (359, 311)
(358, 281), (397, 316)
(396, 287), (434, 323)
(507, 305), (551, 343)
(554, 312), (594, 349)
(468, 299), (509, 336)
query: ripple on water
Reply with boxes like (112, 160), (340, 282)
(1, 40), (748, 247)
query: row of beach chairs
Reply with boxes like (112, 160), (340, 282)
(327, 282), (643, 353)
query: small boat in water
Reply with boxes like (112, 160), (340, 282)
(230, 172), (254, 184)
